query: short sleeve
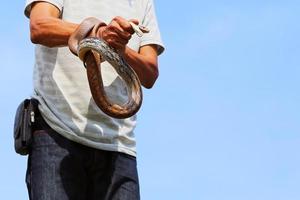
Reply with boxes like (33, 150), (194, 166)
(24, 0), (63, 18)
(140, 0), (165, 55)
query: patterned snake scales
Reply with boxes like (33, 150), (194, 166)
(68, 18), (149, 119)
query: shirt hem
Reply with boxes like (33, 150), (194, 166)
(41, 112), (137, 157)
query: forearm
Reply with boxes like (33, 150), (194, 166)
(30, 17), (78, 47)
(123, 46), (158, 89)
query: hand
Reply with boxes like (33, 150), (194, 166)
(97, 16), (139, 54)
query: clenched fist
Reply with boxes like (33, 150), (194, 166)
(97, 16), (139, 54)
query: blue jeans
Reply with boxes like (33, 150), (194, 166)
(26, 115), (140, 200)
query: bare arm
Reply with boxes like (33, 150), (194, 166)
(29, 2), (159, 88)
(29, 2), (78, 47)
(124, 45), (158, 88)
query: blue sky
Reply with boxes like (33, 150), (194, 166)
(1, 1), (300, 199)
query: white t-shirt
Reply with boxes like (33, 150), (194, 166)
(24, 0), (164, 156)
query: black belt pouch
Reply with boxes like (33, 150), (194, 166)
(13, 98), (39, 155)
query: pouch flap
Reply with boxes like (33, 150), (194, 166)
(13, 99), (30, 139)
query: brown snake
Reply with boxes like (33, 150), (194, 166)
(68, 18), (149, 119)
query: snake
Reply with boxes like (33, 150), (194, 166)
(68, 17), (149, 119)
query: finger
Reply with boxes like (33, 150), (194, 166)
(129, 19), (149, 34)
(109, 26), (132, 41)
(129, 19), (139, 25)
(109, 20), (124, 32)
(108, 40), (126, 52)
(102, 25), (128, 41)
(111, 34), (128, 46)
(113, 16), (135, 34)
(107, 20), (132, 40)
(105, 34), (128, 47)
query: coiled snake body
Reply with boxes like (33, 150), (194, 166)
(68, 18), (148, 119)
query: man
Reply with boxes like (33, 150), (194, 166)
(24, 0), (164, 199)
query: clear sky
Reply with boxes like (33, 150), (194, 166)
(1, 1), (300, 199)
